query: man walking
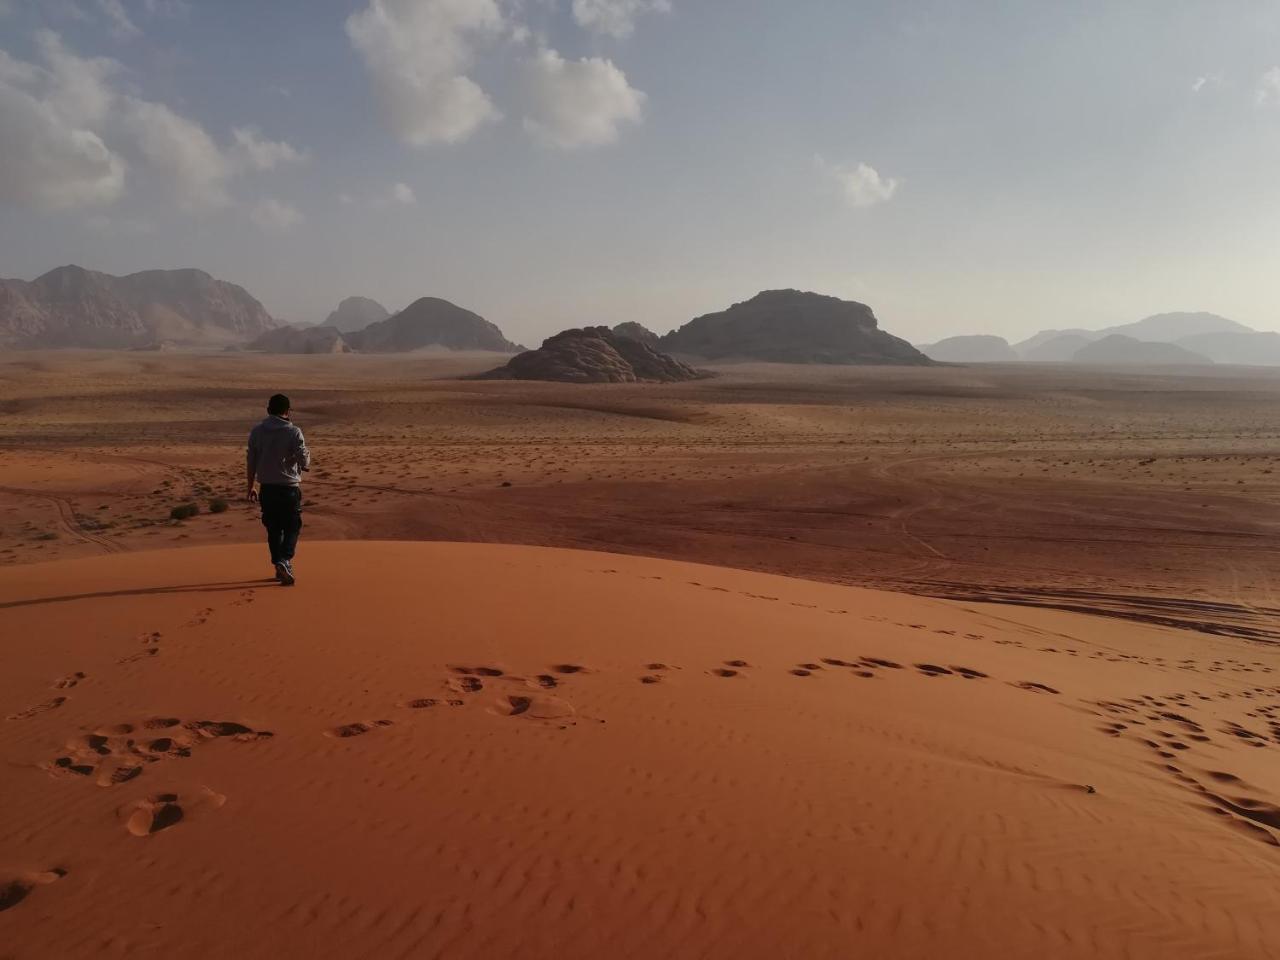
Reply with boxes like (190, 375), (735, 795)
(246, 393), (310, 585)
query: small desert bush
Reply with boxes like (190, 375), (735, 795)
(170, 502), (200, 521)
(209, 497), (230, 514)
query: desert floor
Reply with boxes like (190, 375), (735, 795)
(1, 352), (1278, 958)
(1, 351), (1276, 637)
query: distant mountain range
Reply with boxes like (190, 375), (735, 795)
(0, 265), (277, 348)
(920, 312), (1279, 366)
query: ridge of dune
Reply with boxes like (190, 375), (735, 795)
(2, 542), (1278, 959)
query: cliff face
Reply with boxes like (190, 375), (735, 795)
(659, 290), (930, 365)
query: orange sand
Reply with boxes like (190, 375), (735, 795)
(2, 542), (1278, 958)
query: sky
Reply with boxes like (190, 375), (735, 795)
(1, 0), (1279, 346)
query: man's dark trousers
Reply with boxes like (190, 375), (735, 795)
(260, 484), (302, 565)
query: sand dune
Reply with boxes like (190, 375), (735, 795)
(2, 542), (1278, 958)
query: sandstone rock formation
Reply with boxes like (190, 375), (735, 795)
(347, 297), (521, 353)
(478, 326), (705, 382)
(658, 290), (929, 364)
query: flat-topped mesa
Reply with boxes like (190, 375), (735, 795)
(658, 289), (931, 365)
(346, 297), (522, 353)
(477, 326), (706, 383)
(0, 265), (277, 349)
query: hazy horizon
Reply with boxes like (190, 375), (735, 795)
(3, 0), (1279, 346)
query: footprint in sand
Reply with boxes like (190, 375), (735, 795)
(640, 663), (674, 684)
(46, 717), (271, 783)
(491, 694), (575, 723)
(400, 698), (465, 709)
(7, 697), (68, 721)
(1012, 681), (1060, 695)
(124, 788), (226, 837)
(0, 868), (67, 913)
(914, 664), (954, 677)
(52, 671), (86, 690)
(451, 665), (506, 677)
(325, 720), (393, 738)
(126, 793), (185, 836)
(448, 676), (485, 694)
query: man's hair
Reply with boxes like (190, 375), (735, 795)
(267, 393), (291, 416)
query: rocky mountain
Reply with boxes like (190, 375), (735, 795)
(611, 321), (661, 346)
(347, 297), (522, 353)
(1022, 333), (1097, 362)
(1172, 331), (1280, 366)
(477, 326), (704, 383)
(0, 265), (277, 348)
(1071, 334), (1212, 365)
(919, 335), (1018, 363)
(658, 290), (929, 365)
(1101, 312), (1249, 341)
(249, 325), (352, 354)
(322, 296), (390, 333)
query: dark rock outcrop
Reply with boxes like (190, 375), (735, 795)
(658, 290), (929, 364)
(347, 297), (521, 353)
(477, 326), (705, 383)
(919, 335), (1018, 363)
(0, 265), (277, 348)
(322, 296), (390, 333)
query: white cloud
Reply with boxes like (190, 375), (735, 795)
(250, 197), (303, 232)
(392, 181), (416, 204)
(232, 126), (307, 171)
(96, 0), (140, 39)
(817, 157), (900, 208)
(35, 29), (118, 126)
(0, 69), (125, 208)
(345, 0), (504, 146)
(522, 48), (645, 149)
(120, 95), (231, 207)
(0, 31), (307, 211)
(0, 35), (124, 208)
(1257, 66), (1280, 105)
(571, 0), (670, 39)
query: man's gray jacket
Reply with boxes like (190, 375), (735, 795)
(247, 415), (310, 486)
